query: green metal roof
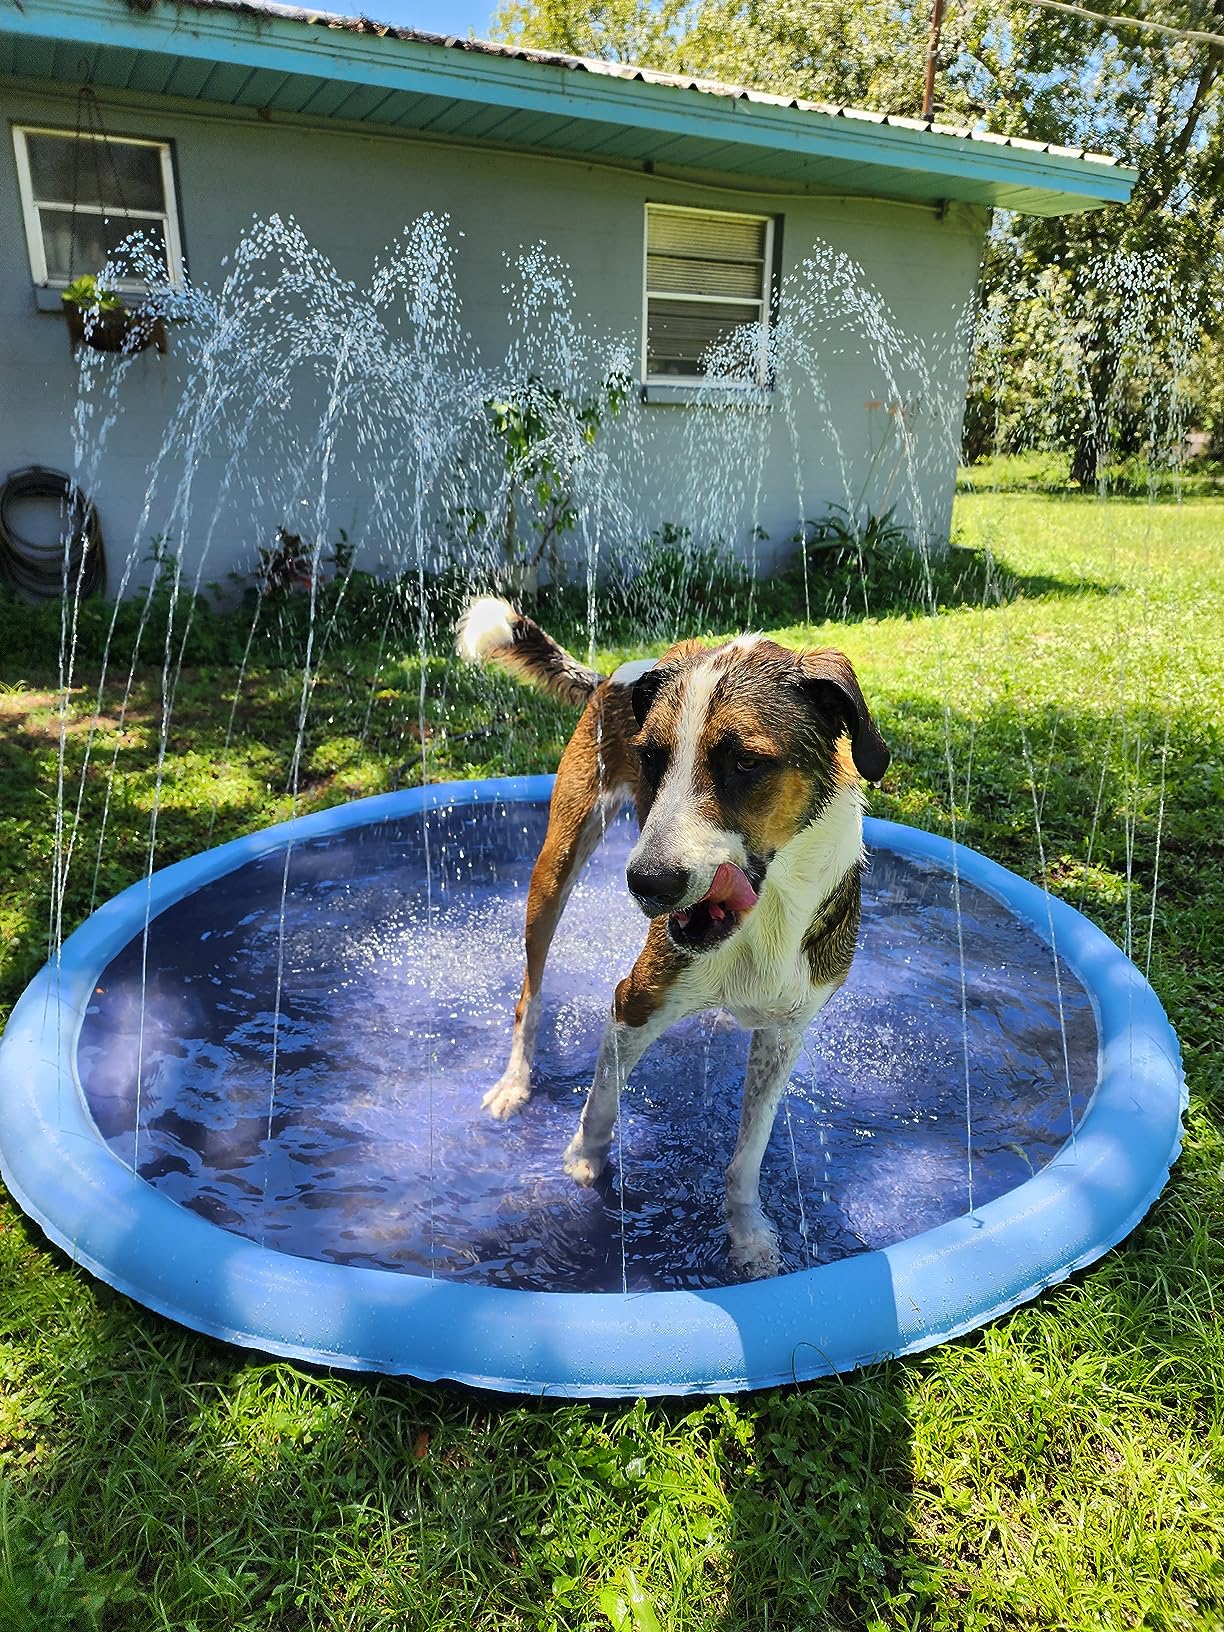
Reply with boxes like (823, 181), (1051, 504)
(0, 0), (1136, 216)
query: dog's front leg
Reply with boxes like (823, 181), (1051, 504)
(726, 1023), (807, 1279)
(563, 925), (683, 1185)
(483, 765), (617, 1121)
(562, 1002), (670, 1185)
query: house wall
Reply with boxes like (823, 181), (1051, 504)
(0, 78), (988, 597)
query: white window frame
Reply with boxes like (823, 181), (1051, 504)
(641, 203), (775, 390)
(12, 124), (185, 292)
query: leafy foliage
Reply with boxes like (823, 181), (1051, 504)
(484, 368), (633, 586)
(945, 0), (1222, 480)
(60, 275), (125, 313)
(796, 504), (912, 555)
(255, 527), (317, 597)
(491, 0), (934, 111)
(492, 0), (1224, 482)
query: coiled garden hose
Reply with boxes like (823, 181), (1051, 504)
(0, 465), (106, 601)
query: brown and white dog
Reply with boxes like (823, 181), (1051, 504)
(456, 596), (889, 1277)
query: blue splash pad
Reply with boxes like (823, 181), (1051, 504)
(0, 778), (1185, 1395)
(77, 802), (1095, 1290)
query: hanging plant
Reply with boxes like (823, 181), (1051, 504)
(61, 274), (168, 356)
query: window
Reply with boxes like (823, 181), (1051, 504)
(643, 204), (774, 388)
(12, 125), (184, 290)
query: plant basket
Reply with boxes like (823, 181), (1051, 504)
(64, 301), (168, 356)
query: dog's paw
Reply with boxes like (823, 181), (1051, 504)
(562, 1138), (607, 1186)
(482, 1070), (531, 1120)
(728, 1208), (781, 1280)
(730, 1229), (781, 1280)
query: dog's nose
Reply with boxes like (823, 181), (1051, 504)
(626, 859), (691, 911)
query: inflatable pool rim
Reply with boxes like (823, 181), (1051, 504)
(0, 776), (1185, 1397)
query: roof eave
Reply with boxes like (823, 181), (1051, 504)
(0, 0), (1138, 216)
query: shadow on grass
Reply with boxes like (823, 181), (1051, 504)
(0, 654), (578, 1022)
(747, 541), (1118, 633)
(0, 530), (1118, 690)
(0, 1190), (922, 1631)
(870, 690), (1221, 942)
(524, 541), (1119, 651)
(6, 1144), (1221, 1631)
(0, 654), (923, 1628)
(0, 631), (1219, 1627)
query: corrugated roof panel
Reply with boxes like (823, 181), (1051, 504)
(50, 38), (91, 86)
(415, 99), (525, 144)
(638, 139), (759, 174)
(151, 49), (188, 96)
(268, 72), (319, 114)
(159, 56), (220, 100)
(7, 35), (57, 80)
(413, 96), (510, 139)
(645, 133), (762, 170)
(106, 40), (177, 93)
(466, 104), (530, 144)
(226, 66), (287, 107)
(193, 62), (261, 104)
(1004, 133), (1061, 154)
(478, 111), (588, 151)
(381, 90), (439, 126)
(324, 83), (402, 123)
(0, 0), (1137, 217)
(576, 124), (674, 161)
(723, 148), (821, 181)
(998, 185), (1069, 213)
(141, 47), (187, 95)
(292, 74), (365, 118)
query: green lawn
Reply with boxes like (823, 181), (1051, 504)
(1, 491), (1221, 1631)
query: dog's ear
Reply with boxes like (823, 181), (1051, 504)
(797, 649), (890, 782)
(631, 664), (666, 729)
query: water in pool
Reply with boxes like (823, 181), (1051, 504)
(78, 800), (1098, 1291)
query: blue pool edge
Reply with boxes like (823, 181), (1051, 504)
(0, 778), (1187, 1397)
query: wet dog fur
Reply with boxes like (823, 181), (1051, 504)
(456, 596), (889, 1277)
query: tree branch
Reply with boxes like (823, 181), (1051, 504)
(1140, 45), (1224, 212)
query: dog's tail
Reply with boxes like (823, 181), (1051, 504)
(455, 596), (603, 707)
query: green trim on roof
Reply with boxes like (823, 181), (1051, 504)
(0, 0), (1136, 216)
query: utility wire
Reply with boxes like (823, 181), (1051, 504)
(1022, 0), (1224, 49)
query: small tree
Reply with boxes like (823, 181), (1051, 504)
(484, 367), (631, 588)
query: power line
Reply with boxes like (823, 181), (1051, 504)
(1021, 0), (1224, 50)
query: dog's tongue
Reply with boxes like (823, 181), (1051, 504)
(701, 862), (759, 914)
(671, 863), (759, 930)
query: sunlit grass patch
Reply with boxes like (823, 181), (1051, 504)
(0, 489), (1220, 1629)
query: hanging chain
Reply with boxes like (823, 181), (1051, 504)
(68, 84), (84, 283)
(70, 82), (133, 287)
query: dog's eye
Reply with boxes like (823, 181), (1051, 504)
(732, 753), (766, 776)
(637, 744), (666, 783)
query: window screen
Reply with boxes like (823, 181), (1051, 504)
(13, 127), (183, 289)
(644, 206), (773, 385)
